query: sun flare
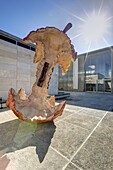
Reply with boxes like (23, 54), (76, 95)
(55, 0), (113, 57)
(79, 12), (108, 44)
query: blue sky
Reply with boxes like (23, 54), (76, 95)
(0, 0), (113, 54)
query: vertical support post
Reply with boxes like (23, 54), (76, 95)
(111, 47), (113, 93)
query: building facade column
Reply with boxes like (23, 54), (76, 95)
(73, 59), (78, 90)
(111, 47), (113, 93)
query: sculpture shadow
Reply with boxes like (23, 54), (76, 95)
(0, 119), (56, 164)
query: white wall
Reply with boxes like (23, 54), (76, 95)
(0, 39), (58, 99)
(73, 59), (78, 90)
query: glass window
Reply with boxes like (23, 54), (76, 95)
(85, 50), (111, 92)
(58, 64), (73, 91)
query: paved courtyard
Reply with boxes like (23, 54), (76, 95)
(0, 92), (113, 170)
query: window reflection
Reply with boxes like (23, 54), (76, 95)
(58, 63), (73, 91)
(85, 51), (111, 92)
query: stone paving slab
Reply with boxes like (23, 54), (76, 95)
(55, 107), (83, 122)
(101, 112), (113, 128)
(92, 126), (113, 150)
(65, 163), (80, 170)
(0, 92), (113, 170)
(0, 110), (17, 123)
(51, 120), (89, 159)
(72, 137), (113, 170)
(63, 110), (100, 131)
(4, 147), (68, 170)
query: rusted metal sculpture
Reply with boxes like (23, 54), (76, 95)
(6, 23), (77, 123)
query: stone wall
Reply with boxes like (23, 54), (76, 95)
(0, 39), (58, 99)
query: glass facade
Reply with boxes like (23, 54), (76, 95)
(58, 47), (113, 93)
(85, 50), (111, 92)
(58, 63), (73, 91)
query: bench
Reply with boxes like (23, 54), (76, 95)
(0, 97), (6, 109)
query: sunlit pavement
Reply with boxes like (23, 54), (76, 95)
(0, 92), (113, 170)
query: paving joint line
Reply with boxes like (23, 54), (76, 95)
(63, 108), (110, 170)
(57, 107), (102, 127)
(64, 108), (82, 112)
(63, 161), (83, 170)
(50, 146), (83, 170)
(61, 120), (89, 131)
(56, 108), (84, 123)
(65, 108), (103, 120)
